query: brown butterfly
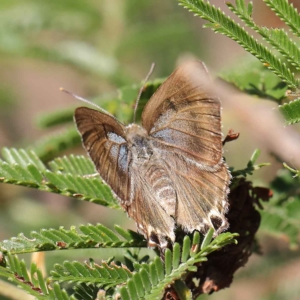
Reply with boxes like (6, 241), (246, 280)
(74, 61), (230, 248)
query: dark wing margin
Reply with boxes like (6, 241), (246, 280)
(142, 61), (223, 168)
(74, 107), (131, 203)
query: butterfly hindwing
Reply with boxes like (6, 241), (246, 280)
(164, 153), (230, 234)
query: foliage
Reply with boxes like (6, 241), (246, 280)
(259, 167), (300, 248)
(0, 145), (290, 298)
(278, 99), (300, 124)
(219, 56), (287, 101)
(1, 0), (300, 299)
(118, 232), (237, 300)
(178, 0), (300, 125)
(231, 148), (270, 178)
(0, 231), (237, 299)
(0, 223), (146, 254)
(0, 148), (119, 208)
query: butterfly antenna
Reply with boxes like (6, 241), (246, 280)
(60, 88), (114, 118)
(133, 63), (155, 123)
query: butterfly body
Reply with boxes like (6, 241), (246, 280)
(125, 124), (153, 161)
(74, 61), (230, 248)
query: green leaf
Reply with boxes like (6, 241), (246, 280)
(0, 232), (236, 299)
(283, 162), (300, 177)
(231, 149), (270, 177)
(220, 56), (287, 102)
(120, 231), (237, 299)
(178, 0), (299, 90)
(48, 155), (95, 175)
(260, 207), (299, 248)
(32, 128), (81, 162)
(279, 98), (300, 125)
(200, 227), (214, 249)
(0, 224), (146, 254)
(0, 148), (119, 208)
(227, 1), (300, 71)
(173, 280), (193, 300)
(181, 235), (191, 263)
(0, 253), (73, 300)
(37, 108), (74, 128)
(264, 0), (300, 38)
(2, 148), (46, 171)
(117, 78), (163, 124)
(260, 168), (300, 248)
(50, 260), (133, 291)
(248, 148), (261, 165)
(119, 287), (131, 300)
(191, 0), (300, 124)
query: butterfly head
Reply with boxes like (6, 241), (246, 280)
(125, 124), (153, 161)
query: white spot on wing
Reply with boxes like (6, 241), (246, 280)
(107, 132), (126, 143)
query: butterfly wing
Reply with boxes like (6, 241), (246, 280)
(165, 153), (230, 234)
(142, 61), (223, 169)
(142, 61), (230, 234)
(74, 107), (131, 203)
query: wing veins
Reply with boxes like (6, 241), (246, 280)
(87, 136), (105, 153)
(189, 170), (227, 194)
(150, 137), (220, 164)
(103, 142), (114, 179)
(174, 92), (211, 103)
(174, 169), (220, 206)
(163, 82), (196, 100)
(155, 125), (221, 144)
(169, 117), (222, 135)
(160, 83), (212, 105)
(172, 117), (217, 125)
(179, 107), (219, 117)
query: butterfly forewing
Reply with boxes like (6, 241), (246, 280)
(142, 61), (223, 168)
(74, 107), (131, 203)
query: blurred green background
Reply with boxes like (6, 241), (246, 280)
(0, 0), (299, 299)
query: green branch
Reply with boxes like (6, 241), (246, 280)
(120, 231), (237, 300)
(0, 224), (146, 254)
(227, 0), (300, 71)
(178, 0), (299, 90)
(0, 148), (120, 209)
(264, 0), (300, 38)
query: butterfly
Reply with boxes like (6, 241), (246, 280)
(74, 61), (230, 248)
